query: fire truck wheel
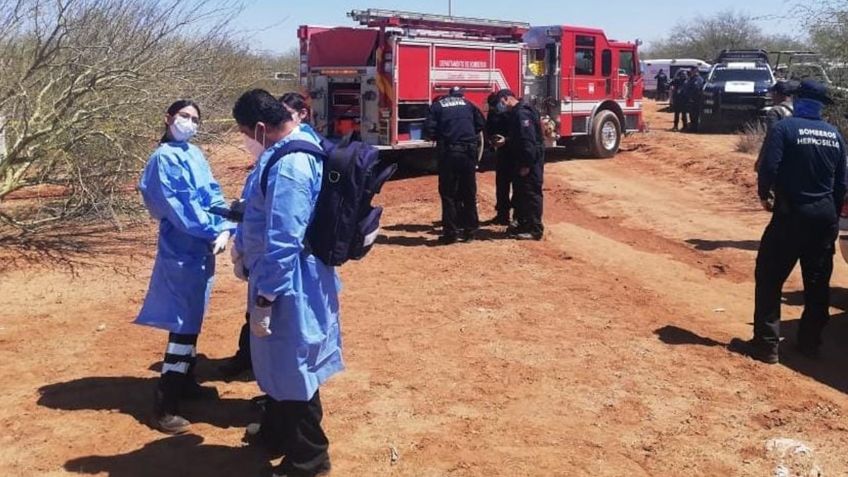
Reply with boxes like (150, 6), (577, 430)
(589, 110), (621, 158)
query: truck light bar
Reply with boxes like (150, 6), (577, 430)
(348, 8), (529, 38)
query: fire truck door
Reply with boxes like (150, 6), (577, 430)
(571, 33), (603, 105)
(309, 75), (329, 137)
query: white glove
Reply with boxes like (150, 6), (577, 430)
(212, 230), (230, 255)
(250, 303), (273, 338)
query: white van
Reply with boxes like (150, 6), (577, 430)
(641, 58), (711, 98)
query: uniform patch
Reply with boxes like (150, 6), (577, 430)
(522, 119), (530, 127)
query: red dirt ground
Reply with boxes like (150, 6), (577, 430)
(2, 102), (847, 476)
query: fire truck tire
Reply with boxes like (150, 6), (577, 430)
(589, 110), (621, 158)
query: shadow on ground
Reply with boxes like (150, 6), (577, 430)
(377, 221), (514, 247)
(655, 303), (848, 395)
(0, 223), (150, 275)
(64, 434), (271, 477)
(148, 354), (255, 383)
(685, 238), (760, 252)
(37, 376), (257, 431)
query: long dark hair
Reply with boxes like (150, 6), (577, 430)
(160, 99), (201, 143)
(279, 92), (311, 125)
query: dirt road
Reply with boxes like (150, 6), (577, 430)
(2, 102), (848, 476)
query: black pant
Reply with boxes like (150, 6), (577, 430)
(688, 100), (701, 131)
(673, 108), (688, 130)
(263, 390), (330, 475)
(495, 149), (514, 218)
(754, 206), (838, 348)
(236, 312), (251, 364)
(438, 144), (479, 237)
(158, 333), (198, 414)
(512, 158), (544, 235)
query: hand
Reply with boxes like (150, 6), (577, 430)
(519, 167), (530, 177)
(212, 231), (230, 255)
(760, 198), (774, 212)
(250, 303), (273, 338)
(492, 135), (506, 147)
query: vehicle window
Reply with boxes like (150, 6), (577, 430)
(619, 51), (634, 76)
(789, 65), (829, 83)
(709, 67), (772, 82)
(602, 50), (612, 77)
(576, 35), (595, 48)
(576, 49), (594, 75)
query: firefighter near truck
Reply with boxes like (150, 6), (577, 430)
(298, 9), (644, 159)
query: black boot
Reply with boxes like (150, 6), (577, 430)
(728, 338), (779, 364)
(183, 363), (219, 400)
(154, 372), (191, 434)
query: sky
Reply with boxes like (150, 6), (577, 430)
(231, 0), (801, 55)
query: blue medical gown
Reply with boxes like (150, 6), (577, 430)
(135, 142), (234, 334)
(240, 130), (344, 402)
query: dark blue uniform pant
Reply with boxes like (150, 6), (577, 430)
(263, 390), (331, 475)
(688, 98), (701, 131)
(513, 159), (544, 235)
(754, 206), (837, 348)
(495, 149), (513, 218)
(438, 145), (479, 237)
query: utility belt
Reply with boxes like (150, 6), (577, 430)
(441, 141), (478, 154)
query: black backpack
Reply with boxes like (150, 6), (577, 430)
(260, 134), (397, 266)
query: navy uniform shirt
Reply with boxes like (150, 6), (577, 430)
(425, 96), (485, 145)
(507, 100), (544, 166)
(485, 109), (509, 140)
(684, 74), (704, 102)
(758, 115), (848, 211)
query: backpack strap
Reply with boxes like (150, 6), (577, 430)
(260, 140), (327, 196)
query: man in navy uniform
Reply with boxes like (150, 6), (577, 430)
(732, 80), (848, 364)
(426, 86), (486, 244)
(495, 89), (545, 240)
(683, 66), (704, 132)
(486, 92), (513, 225)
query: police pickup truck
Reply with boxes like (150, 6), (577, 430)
(700, 49), (776, 131)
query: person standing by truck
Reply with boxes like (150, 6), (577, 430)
(486, 92), (513, 225)
(753, 80), (799, 172)
(654, 69), (669, 101)
(426, 86), (486, 244)
(670, 70), (689, 131)
(731, 80), (847, 364)
(684, 66), (704, 132)
(496, 89), (545, 240)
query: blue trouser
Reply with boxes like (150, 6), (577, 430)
(512, 158), (544, 235)
(754, 201), (837, 348)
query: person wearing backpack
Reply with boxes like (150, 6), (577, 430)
(220, 92), (329, 381)
(232, 89), (341, 477)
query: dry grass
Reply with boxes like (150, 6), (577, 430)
(735, 121), (768, 154)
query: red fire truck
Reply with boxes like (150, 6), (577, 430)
(298, 9), (643, 158)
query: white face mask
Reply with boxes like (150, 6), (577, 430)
(243, 125), (266, 159)
(169, 115), (198, 142)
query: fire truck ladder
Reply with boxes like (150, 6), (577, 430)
(348, 8), (529, 40)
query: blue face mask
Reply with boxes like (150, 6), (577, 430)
(496, 102), (508, 113)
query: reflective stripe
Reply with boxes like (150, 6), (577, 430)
(363, 227), (380, 248)
(162, 362), (189, 374)
(166, 343), (194, 356)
